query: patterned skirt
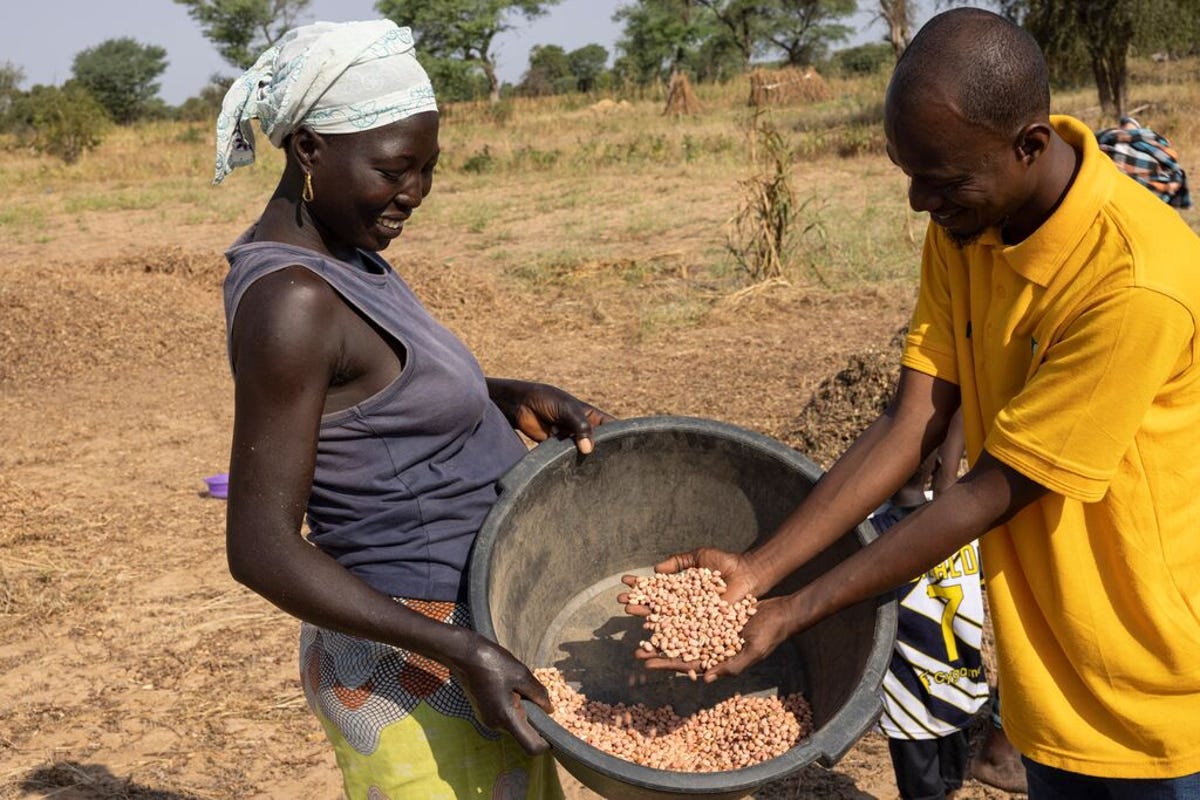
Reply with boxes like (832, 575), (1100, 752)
(300, 599), (563, 800)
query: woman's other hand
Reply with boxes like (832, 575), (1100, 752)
(448, 635), (554, 755)
(488, 378), (614, 454)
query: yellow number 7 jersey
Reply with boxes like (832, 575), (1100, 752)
(870, 503), (990, 740)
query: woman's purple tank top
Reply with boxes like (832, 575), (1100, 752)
(223, 235), (527, 601)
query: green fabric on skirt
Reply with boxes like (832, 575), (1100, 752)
(300, 600), (563, 800)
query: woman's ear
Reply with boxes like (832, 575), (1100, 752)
(290, 127), (324, 171)
(1014, 122), (1051, 166)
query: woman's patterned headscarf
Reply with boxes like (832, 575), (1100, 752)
(213, 19), (438, 185)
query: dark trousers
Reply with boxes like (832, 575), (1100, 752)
(888, 731), (969, 800)
(1024, 757), (1200, 800)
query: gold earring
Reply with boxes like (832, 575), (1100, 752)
(302, 171), (315, 203)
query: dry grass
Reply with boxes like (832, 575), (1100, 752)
(0, 223), (917, 800)
(4, 58), (1197, 274)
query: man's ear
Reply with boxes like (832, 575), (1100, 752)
(1014, 122), (1051, 166)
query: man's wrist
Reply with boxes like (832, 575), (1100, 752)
(742, 548), (780, 597)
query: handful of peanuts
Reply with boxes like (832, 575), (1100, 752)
(626, 566), (758, 673)
(532, 566), (814, 771)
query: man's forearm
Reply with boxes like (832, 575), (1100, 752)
(746, 410), (926, 590)
(746, 368), (961, 593)
(782, 450), (1047, 630)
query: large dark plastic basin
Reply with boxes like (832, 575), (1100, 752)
(469, 416), (896, 800)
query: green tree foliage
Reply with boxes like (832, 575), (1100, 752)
(763, 0), (856, 67)
(423, 57), (492, 103)
(699, 0), (857, 69)
(691, 33), (746, 83)
(828, 41), (894, 76)
(612, 0), (725, 85)
(614, 0), (856, 86)
(520, 44), (572, 96)
(519, 43), (610, 96)
(0, 61), (25, 117)
(178, 79), (234, 122)
(7, 82), (112, 164)
(993, 0), (1200, 118)
(71, 38), (168, 125)
(567, 44), (610, 92)
(376, 0), (561, 103)
(695, 0), (770, 69)
(175, 0), (312, 70)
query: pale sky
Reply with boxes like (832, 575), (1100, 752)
(0, 0), (914, 105)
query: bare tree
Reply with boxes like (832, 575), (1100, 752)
(878, 0), (913, 59)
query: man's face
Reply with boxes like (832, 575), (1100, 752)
(884, 90), (1029, 246)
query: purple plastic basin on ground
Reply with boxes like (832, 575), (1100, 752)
(204, 473), (229, 499)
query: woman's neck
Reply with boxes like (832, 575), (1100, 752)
(253, 193), (358, 264)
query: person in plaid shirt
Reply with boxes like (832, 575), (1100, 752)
(1096, 116), (1192, 209)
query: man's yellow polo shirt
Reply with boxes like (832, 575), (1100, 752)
(902, 115), (1200, 778)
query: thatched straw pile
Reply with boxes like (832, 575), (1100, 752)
(748, 67), (833, 107)
(664, 70), (702, 116)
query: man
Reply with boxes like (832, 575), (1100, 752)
(627, 9), (1200, 797)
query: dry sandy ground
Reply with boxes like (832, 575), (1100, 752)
(0, 213), (1021, 800)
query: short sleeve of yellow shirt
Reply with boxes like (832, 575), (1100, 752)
(902, 146), (1199, 504)
(902, 224), (959, 385)
(988, 285), (1194, 502)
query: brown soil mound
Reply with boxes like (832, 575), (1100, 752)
(777, 326), (907, 469)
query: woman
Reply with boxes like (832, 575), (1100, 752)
(213, 20), (609, 799)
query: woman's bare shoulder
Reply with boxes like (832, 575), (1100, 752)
(231, 265), (342, 376)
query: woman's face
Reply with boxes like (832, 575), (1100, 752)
(307, 111), (440, 254)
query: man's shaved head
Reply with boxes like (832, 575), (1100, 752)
(889, 7), (1049, 137)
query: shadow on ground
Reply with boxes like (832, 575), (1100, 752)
(758, 763), (877, 799)
(20, 761), (203, 800)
